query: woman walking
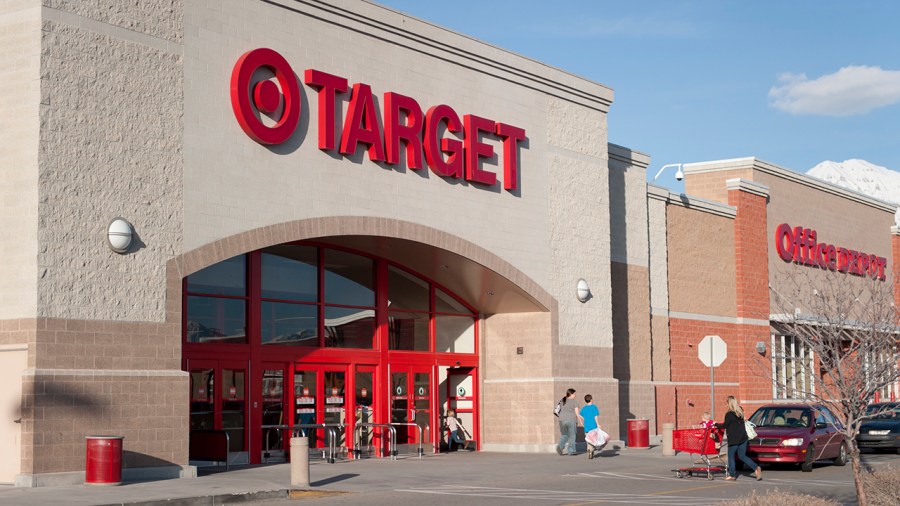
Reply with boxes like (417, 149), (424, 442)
(717, 395), (761, 481)
(556, 388), (582, 456)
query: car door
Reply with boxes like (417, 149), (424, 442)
(813, 407), (842, 459)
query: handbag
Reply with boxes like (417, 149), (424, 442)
(554, 400), (562, 417)
(744, 420), (757, 439)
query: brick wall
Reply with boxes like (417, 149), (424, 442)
(6, 317), (186, 475)
(683, 169), (751, 205)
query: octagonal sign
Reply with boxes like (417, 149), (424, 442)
(698, 335), (727, 367)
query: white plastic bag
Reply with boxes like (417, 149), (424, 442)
(585, 428), (608, 447)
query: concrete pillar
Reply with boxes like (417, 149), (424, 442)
(661, 423), (675, 456)
(290, 437), (310, 488)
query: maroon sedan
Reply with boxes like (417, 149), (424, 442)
(745, 403), (848, 472)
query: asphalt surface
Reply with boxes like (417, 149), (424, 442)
(0, 445), (896, 506)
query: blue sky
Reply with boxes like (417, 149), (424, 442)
(376, 1), (900, 189)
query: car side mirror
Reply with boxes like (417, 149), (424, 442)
(815, 422), (826, 429)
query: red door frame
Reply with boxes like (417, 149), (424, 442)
(446, 366), (479, 450)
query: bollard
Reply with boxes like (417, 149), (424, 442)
(290, 437), (310, 488)
(662, 423), (675, 456)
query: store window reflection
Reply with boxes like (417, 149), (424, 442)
(186, 254), (248, 344)
(261, 301), (318, 345)
(389, 311), (429, 351)
(435, 288), (475, 353)
(324, 306), (375, 349)
(324, 249), (374, 306)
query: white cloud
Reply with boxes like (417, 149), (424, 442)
(768, 66), (900, 116)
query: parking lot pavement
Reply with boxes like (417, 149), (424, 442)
(0, 446), (894, 505)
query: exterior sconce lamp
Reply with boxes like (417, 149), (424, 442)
(756, 341), (767, 356)
(576, 278), (591, 303)
(652, 163), (684, 182)
(107, 218), (134, 254)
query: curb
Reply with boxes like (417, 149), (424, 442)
(97, 489), (291, 506)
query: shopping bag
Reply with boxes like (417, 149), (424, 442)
(585, 428), (608, 447)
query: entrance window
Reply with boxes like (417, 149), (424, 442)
(261, 245), (318, 302)
(324, 306), (376, 349)
(435, 289), (475, 354)
(186, 297), (247, 344)
(324, 250), (374, 306)
(387, 266), (429, 311)
(389, 311), (429, 351)
(261, 302), (318, 345)
(185, 255), (248, 344)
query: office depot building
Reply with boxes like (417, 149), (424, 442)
(1, 0), (898, 486)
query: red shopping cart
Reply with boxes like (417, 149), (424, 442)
(671, 426), (727, 480)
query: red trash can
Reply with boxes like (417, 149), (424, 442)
(626, 419), (649, 449)
(85, 436), (124, 485)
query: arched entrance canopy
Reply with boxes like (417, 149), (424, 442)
(169, 217), (552, 315)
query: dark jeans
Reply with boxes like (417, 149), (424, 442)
(727, 440), (758, 477)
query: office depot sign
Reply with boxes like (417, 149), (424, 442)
(230, 48), (526, 190)
(774, 223), (887, 280)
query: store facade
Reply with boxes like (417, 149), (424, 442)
(2, 0), (898, 488)
(0, 0), (638, 485)
(646, 158), (900, 432)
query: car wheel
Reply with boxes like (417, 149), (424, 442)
(801, 444), (814, 472)
(832, 443), (847, 466)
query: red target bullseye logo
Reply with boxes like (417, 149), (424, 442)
(230, 48), (300, 145)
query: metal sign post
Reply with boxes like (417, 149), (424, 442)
(698, 335), (727, 421)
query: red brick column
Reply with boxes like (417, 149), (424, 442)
(727, 179), (771, 407)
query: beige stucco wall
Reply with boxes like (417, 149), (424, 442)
(666, 206), (737, 317)
(37, 1), (184, 322)
(0, 0), (41, 320)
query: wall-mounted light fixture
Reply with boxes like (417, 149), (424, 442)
(576, 278), (591, 303)
(756, 341), (767, 356)
(107, 218), (134, 254)
(652, 163), (684, 182)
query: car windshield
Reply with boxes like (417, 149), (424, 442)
(865, 404), (900, 420)
(749, 407), (812, 428)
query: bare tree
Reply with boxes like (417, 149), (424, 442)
(769, 267), (899, 506)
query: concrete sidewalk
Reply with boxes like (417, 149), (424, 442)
(0, 445), (656, 506)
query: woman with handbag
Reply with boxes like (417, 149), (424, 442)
(555, 388), (582, 456)
(716, 395), (762, 481)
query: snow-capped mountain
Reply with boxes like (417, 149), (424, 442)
(807, 159), (900, 206)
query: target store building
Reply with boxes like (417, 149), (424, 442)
(0, 0), (642, 485)
(2, 0), (899, 487)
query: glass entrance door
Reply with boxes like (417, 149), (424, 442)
(261, 365), (286, 460)
(391, 366), (432, 446)
(188, 359), (249, 463)
(353, 365), (376, 452)
(292, 365), (348, 451)
(446, 367), (477, 450)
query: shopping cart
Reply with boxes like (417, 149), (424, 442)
(671, 426), (727, 480)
